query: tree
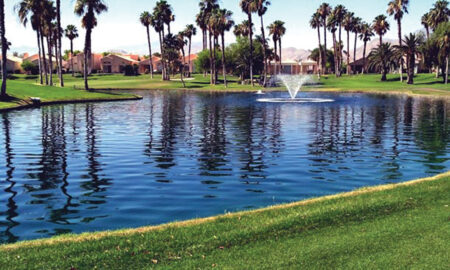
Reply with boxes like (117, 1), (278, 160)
(21, 60), (39, 75)
(150, 7), (165, 80)
(387, 0), (409, 82)
(268, 20), (285, 75)
(359, 22), (374, 74)
(310, 12), (323, 77)
(176, 32), (187, 87)
(352, 17), (362, 74)
(195, 9), (207, 51)
(75, 0), (108, 90)
(154, 0), (174, 80)
(226, 36), (264, 82)
(318, 3), (332, 73)
(429, 0), (450, 30)
(373, 15), (390, 46)
(42, 0), (56, 86)
(368, 43), (398, 81)
(199, 0), (219, 84)
(256, 0), (270, 86)
(240, 0), (258, 86)
(310, 47), (335, 74)
(0, 0), (7, 99)
(327, 12), (340, 76)
(140, 11), (154, 79)
(213, 8), (234, 87)
(395, 33), (424, 84)
(183, 24), (197, 77)
(342, 11), (354, 75)
(422, 12), (431, 40)
(56, 0), (63, 86)
(332, 5), (346, 74)
(65, 25), (78, 77)
(433, 22), (450, 83)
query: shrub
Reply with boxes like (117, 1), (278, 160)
(124, 64), (139, 76)
(21, 60), (39, 75)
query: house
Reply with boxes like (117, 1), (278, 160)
(268, 59), (318, 75)
(138, 56), (162, 74)
(0, 55), (23, 73)
(101, 54), (139, 73)
(67, 53), (102, 74)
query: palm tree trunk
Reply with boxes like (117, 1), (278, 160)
(397, 19), (403, 82)
(188, 37), (192, 77)
(0, 0), (6, 98)
(446, 55), (449, 84)
(56, 0), (64, 87)
(36, 31), (43, 84)
(338, 24), (342, 72)
(346, 30), (350, 75)
(221, 34), (227, 88)
(209, 31), (213, 84)
(323, 19), (327, 74)
(54, 41), (59, 81)
(273, 40), (277, 75)
(40, 26), (49, 85)
(146, 25), (153, 79)
(47, 36), (53, 86)
(407, 55), (414, 84)
(180, 47), (186, 88)
(362, 41), (367, 74)
(158, 31), (164, 81)
(279, 38), (282, 75)
(83, 26), (92, 90)
(202, 29), (206, 51)
(353, 32), (357, 74)
(214, 36), (218, 83)
(379, 35), (382, 47)
(332, 31), (339, 77)
(317, 27), (322, 77)
(248, 14), (254, 86)
(260, 15), (267, 86)
(70, 40), (75, 77)
(213, 36), (217, 84)
(425, 27), (430, 40)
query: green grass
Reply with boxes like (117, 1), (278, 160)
(1, 172), (449, 269)
(0, 75), (141, 110)
(311, 73), (450, 96)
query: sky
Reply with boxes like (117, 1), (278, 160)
(4, 0), (439, 55)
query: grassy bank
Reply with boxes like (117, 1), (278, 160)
(1, 172), (448, 269)
(0, 76), (141, 110)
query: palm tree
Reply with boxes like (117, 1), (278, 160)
(150, 9), (165, 80)
(394, 33), (424, 84)
(267, 22), (278, 75)
(268, 20), (285, 75)
(332, 5), (346, 74)
(368, 43), (397, 81)
(155, 0), (174, 80)
(183, 24), (197, 77)
(65, 25), (78, 77)
(240, 0), (257, 86)
(310, 12), (323, 76)
(318, 3), (332, 73)
(327, 13), (339, 76)
(16, 0), (46, 85)
(0, 0), (7, 99)
(437, 24), (449, 84)
(199, 0), (219, 84)
(195, 10), (207, 51)
(429, 0), (450, 30)
(342, 11), (354, 75)
(140, 11), (154, 79)
(352, 17), (362, 74)
(75, 0), (108, 90)
(214, 8), (234, 87)
(373, 15), (390, 46)
(422, 12), (431, 39)
(56, 0), (63, 86)
(176, 32), (187, 87)
(256, 0), (270, 86)
(387, 0), (409, 82)
(42, 0), (56, 86)
(359, 22), (374, 74)
(234, 20), (251, 37)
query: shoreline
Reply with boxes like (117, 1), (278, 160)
(1, 170), (448, 251)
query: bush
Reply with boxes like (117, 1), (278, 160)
(124, 64), (139, 76)
(21, 60), (39, 75)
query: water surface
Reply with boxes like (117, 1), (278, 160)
(0, 91), (449, 243)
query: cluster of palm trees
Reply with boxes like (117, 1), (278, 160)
(311, 0), (449, 84)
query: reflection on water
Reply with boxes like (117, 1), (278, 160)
(0, 91), (449, 243)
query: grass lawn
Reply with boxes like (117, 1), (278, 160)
(0, 75), (141, 110)
(0, 172), (448, 269)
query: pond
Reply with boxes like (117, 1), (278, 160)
(0, 91), (449, 243)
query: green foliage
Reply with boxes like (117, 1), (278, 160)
(20, 60), (39, 75)
(310, 47), (335, 72)
(194, 49), (222, 73)
(226, 37), (264, 78)
(123, 64), (139, 76)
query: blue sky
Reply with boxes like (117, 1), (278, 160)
(5, 0), (438, 54)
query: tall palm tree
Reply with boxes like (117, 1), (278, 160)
(208, 8), (220, 84)
(0, 0), (7, 99)
(268, 20), (285, 75)
(42, 0), (56, 86)
(373, 15), (390, 46)
(65, 25), (78, 77)
(318, 3), (332, 73)
(429, 0), (450, 30)
(267, 22), (278, 75)
(150, 9), (165, 80)
(234, 20), (251, 37)
(437, 24), (449, 84)
(359, 22), (374, 74)
(195, 9), (207, 51)
(56, 0), (63, 87)
(199, 0), (219, 84)
(368, 43), (397, 81)
(327, 12), (339, 76)
(140, 11), (154, 79)
(310, 12), (323, 76)
(214, 8), (234, 87)
(394, 33), (423, 84)
(387, 0), (409, 82)
(176, 32), (187, 87)
(256, 0), (270, 86)
(333, 5), (346, 73)
(75, 0), (108, 90)
(342, 11), (354, 75)
(352, 17), (362, 74)
(421, 12), (431, 39)
(155, 0), (174, 80)
(240, 0), (258, 86)
(183, 24), (197, 77)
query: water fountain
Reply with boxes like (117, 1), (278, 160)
(257, 74), (334, 103)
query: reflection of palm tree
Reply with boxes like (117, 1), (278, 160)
(1, 114), (19, 243)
